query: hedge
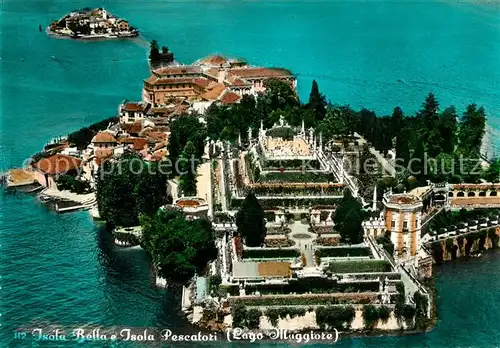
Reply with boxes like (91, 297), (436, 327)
(252, 185), (343, 196)
(231, 295), (375, 307)
(363, 305), (392, 329)
(242, 248), (300, 259)
(245, 278), (379, 295)
(341, 272), (401, 281)
(259, 171), (335, 183)
(327, 260), (392, 273)
(262, 159), (321, 170)
(265, 307), (307, 327)
(315, 306), (355, 330)
(316, 247), (371, 258)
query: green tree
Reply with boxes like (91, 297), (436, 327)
(96, 153), (168, 227)
(418, 93), (439, 131)
(458, 104), (486, 155)
(149, 40), (161, 62)
(408, 140), (426, 183)
(395, 128), (411, 171)
(160, 46), (174, 63)
(140, 209), (217, 283)
(484, 159), (500, 183)
(372, 117), (393, 156)
(179, 141), (198, 196)
(391, 106), (404, 137)
(340, 209), (363, 244)
(428, 152), (454, 183)
(438, 106), (458, 154)
(334, 189), (362, 225)
(357, 108), (377, 144)
(168, 115), (206, 175)
(319, 105), (357, 140)
(257, 78), (299, 127)
(306, 80), (327, 122)
(236, 192), (266, 246)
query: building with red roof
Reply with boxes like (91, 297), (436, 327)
(32, 154), (83, 188)
(141, 54), (296, 107)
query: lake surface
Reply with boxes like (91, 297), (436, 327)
(1, 0), (500, 347)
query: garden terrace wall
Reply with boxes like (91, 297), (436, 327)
(327, 260), (393, 273)
(250, 185), (344, 196)
(261, 159), (321, 171)
(244, 279), (380, 295)
(229, 293), (379, 307)
(264, 127), (297, 140)
(242, 248), (300, 259)
(266, 226), (292, 235)
(258, 171), (335, 183)
(340, 272), (402, 281)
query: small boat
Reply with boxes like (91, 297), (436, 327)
(39, 25), (42, 32)
(39, 195), (52, 203)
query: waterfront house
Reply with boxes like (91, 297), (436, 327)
(116, 19), (130, 31)
(33, 154), (83, 188)
(119, 101), (152, 124)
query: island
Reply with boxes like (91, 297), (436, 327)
(48, 7), (138, 39)
(4, 53), (500, 340)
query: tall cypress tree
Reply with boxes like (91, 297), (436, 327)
(236, 192), (266, 247)
(419, 93), (439, 131)
(306, 80), (327, 122)
(438, 106), (458, 154)
(458, 104), (486, 155)
(391, 106), (404, 138)
(395, 129), (411, 170)
(179, 141), (198, 196)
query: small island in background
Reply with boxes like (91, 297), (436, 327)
(48, 7), (139, 39)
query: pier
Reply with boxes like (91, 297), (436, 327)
(2, 168), (38, 189)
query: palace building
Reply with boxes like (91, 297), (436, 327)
(142, 54), (296, 106)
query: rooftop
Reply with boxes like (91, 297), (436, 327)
(201, 82), (226, 100)
(122, 102), (148, 112)
(220, 92), (241, 104)
(91, 131), (117, 143)
(386, 193), (421, 205)
(228, 67), (293, 79)
(122, 122), (142, 135)
(198, 54), (229, 66)
(153, 65), (202, 76)
(33, 154), (82, 175)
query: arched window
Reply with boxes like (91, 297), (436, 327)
(448, 192), (454, 198)
(468, 192), (476, 197)
(491, 191), (498, 196)
(479, 191), (487, 197)
(457, 191), (465, 197)
(435, 194), (445, 201)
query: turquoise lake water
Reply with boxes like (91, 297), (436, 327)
(1, 0), (500, 346)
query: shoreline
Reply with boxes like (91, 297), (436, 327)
(46, 28), (139, 41)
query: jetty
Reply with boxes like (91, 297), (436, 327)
(2, 168), (40, 190)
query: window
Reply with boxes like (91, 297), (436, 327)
(403, 221), (408, 230)
(391, 221), (395, 228)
